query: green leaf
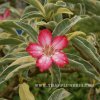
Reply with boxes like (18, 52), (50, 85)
(8, 56), (35, 67)
(0, 2), (10, 10)
(9, 52), (28, 58)
(0, 58), (16, 66)
(67, 53), (99, 76)
(47, 0), (58, 3)
(73, 16), (100, 33)
(53, 18), (69, 36)
(0, 32), (11, 39)
(69, 59), (100, 81)
(54, 14), (63, 23)
(85, 0), (100, 15)
(37, 21), (57, 30)
(0, 38), (23, 45)
(5, 63), (34, 81)
(64, 0), (100, 16)
(22, 11), (43, 20)
(44, 3), (64, 22)
(77, 36), (100, 59)
(15, 22), (38, 42)
(56, 8), (73, 15)
(0, 62), (34, 85)
(48, 88), (70, 100)
(72, 38), (100, 73)
(0, 20), (38, 42)
(23, 5), (38, 14)
(45, 21), (57, 30)
(56, 1), (66, 7)
(0, 21), (17, 35)
(44, 3), (56, 21)
(0, 56), (35, 77)
(19, 83), (35, 100)
(0, 20), (38, 41)
(24, 0), (45, 15)
(0, 56), (35, 85)
(53, 16), (81, 36)
(49, 65), (61, 84)
(10, 7), (20, 17)
(66, 31), (86, 40)
(0, 52), (28, 66)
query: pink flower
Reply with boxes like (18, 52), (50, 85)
(26, 29), (69, 72)
(0, 8), (10, 20)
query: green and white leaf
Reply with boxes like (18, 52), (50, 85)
(48, 88), (70, 100)
(53, 16), (81, 36)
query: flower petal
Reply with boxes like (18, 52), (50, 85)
(52, 51), (69, 67)
(3, 9), (10, 19)
(26, 43), (43, 58)
(36, 55), (52, 72)
(52, 36), (69, 50)
(38, 29), (52, 46)
(0, 15), (3, 20)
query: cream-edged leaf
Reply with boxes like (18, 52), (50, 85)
(56, 8), (73, 15)
(19, 83), (35, 100)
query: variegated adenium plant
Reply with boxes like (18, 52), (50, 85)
(0, 0), (100, 100)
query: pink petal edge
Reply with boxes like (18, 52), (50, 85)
(52, 36), (69, 50)
(3, 9), (10, 19)
(36, 55), (52, 72)
(0, 15), (3, 20)
(38, 29), (52, 47)
(52, 51), (69, 67)
(26, 43), (43, 58)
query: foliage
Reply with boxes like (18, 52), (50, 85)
(0, 0), (100, 100)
